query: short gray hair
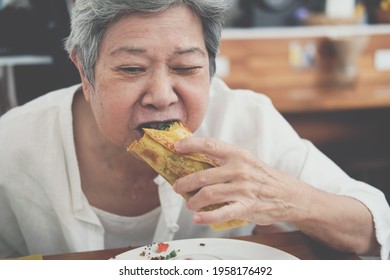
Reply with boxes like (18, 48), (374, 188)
(65, 0), (230, 86)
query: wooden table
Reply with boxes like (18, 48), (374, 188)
(43, 231), (360, 260)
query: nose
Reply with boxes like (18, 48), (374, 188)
(141, 70), (179, 110)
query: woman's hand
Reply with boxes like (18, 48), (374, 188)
(173, 136), (380, 256)
(173, 136), (313, 226)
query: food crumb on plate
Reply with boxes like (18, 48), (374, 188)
(156, 242), (169, 253)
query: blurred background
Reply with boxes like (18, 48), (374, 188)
(0, 0), (390, 202)
(225, 0), (389, 27)
(0, 0), (79, 110)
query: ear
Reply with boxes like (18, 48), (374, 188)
(70, 53), (93, 103)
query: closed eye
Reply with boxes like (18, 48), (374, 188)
(120, 66), (145, 74)
(171, 66), (202, 75)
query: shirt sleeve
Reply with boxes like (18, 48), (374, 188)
(251, 94), (390, 260)
(207, 78), (390, 259)
(297, 140), (390, 260)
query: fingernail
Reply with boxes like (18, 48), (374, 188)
(193, 214), (202, 224)
(174, 141), (181, 150)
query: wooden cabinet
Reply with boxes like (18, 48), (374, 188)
(220, 25), (390, 202)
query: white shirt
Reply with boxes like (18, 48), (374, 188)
(92, 206), (161, 249)
(1, 78), (389, 259)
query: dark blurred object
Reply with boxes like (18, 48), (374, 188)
(363, 0), (390, 23)
(227, 0), (327, 27)
(226, 0), (390, 27)
(316, 36), (369, 88)
(376, 0), (390, 23)
(377, 9), (390, 22)
(0, 0), (80, 105)
(363, 0), (381, 23)
(0, 3), (49, 55)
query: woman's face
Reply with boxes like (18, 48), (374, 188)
(80, 5), (210, 147)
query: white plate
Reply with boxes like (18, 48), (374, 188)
(112, 238), (299, 260)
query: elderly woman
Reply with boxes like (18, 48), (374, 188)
(0, 0), (389, 259)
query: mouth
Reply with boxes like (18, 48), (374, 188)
(136, 120), (178, 136)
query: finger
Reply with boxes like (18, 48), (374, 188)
(174, 137), (239, 162)
(186, 178), (262, 213)
(192, 202), (243, 225)
(173, 165), (237, 196)
(194, 199), (280, 227)
(185, 182), (236, 211)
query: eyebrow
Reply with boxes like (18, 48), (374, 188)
(109, 47), (146, 56)
(109, 46), (207, 57)
(174, 47), (207, 57)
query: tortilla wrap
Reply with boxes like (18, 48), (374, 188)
(127, 121), (248, 230)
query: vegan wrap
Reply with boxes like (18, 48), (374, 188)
(127, 121), (248, 230)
